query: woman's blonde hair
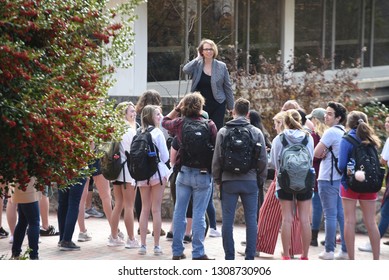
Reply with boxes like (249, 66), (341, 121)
(116, 101), (135, 119)
(197, 39), (218, 58)
(284, 109), (303, 130)
(311, 117), (328, 138)
(141, 105), (159, 131)
(273, 111), (286, 131)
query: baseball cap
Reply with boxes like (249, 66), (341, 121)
(306, 108), (326, 122)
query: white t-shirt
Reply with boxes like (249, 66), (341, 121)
(317, 125), (345, 181)
(381, 137), (389, 164)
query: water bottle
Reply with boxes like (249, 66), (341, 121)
(148, 151), (156, 157)
(347, 158), (355, 176)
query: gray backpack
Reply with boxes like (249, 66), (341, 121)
(277, 133), (315, 194)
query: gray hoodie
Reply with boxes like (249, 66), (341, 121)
(269, 129), (314, 190)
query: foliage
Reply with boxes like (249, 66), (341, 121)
(0, 0), (145, 195)
(222, 47), (379, 140)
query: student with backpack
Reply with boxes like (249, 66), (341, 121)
(212, 98), (268, 260)
(313, 101), (348, 260)
(106, 102), (140, 248)
(338, 111), (383, 260)
(130, 105), (170, 256)
(162, 92), (217, 260)
(269, 109), (314, 260)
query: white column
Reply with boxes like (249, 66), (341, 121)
(281, 0), (295, 70)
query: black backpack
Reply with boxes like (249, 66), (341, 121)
(101, 141), (127, 181)
(221, 123), (260, 174)
(125, 127), (162, 185)
(180, 117), (214, 169)
(343, 134), (385, 193)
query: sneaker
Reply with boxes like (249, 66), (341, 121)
(334, 250), (349, 260)
(84, 212), (90, 219)
(318, 251), (334, 260)
(125, 238), (140, 249)
(40, 225), (59, 236)
(118, 230), (125, 240)
(138, 245), (147, 255)
(183, 235), (192, 244)
(209, 228), (222, 238)
(8, 235), (13, 244)
(154, 245), (163, 256)
(59, 240), (81, 251)
(107, 236), (125, 247)
(85, 207), (104, 218)
(0, 227), (9, 239)
(166, 231), (173, 241)
(78, 230), (92, 242)
(358, 242), (372, 252)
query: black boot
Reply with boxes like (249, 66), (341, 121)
(310, 230), (319, 247)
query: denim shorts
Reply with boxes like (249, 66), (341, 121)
(276, 188), (313, 201)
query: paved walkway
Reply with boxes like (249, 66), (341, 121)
(1, 212), (388, 260)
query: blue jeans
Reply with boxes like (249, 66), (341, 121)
(311, 191), (323, 231)
(207, 183), (217, 229)
(221, 180), (258, 260)
(172, 166), (212, 258)
(379, 198), (389, 237)
(318, 180), (346, 253)
(57, 178), (85, 242)
(12, 201), (40, 259)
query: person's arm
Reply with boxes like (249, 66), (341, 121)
(314, 142), (328, 159)
(212, 131), (223, 185)
(256, 130), (268, 186)
(182, 55), (202, 75)
(338, 138), (351, 172)
(222, 65), (234, 111)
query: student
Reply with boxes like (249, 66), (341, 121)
(162, 92), (217, 260)
(314, 101), (348, 260)
(338, 111), (381, 260)
(269, 109), (314, 260)
(212, 98), (267, 260)
(137, 105), (170, 256)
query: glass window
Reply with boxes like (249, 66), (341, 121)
(374, 0), (389, 66)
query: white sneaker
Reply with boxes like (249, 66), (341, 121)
(358, 242), (372, 252)
(209, 228), (222, 238)
(118, 230), (125, 240)
(318, 251), (334, 260)
(138, 245), (147, 255)
(107, 236), (125, 247)
(125, 238), (140, 249)
(78, 230), (92, 242)
(334, 250), (349, 260)
(154, 245), (163, 256)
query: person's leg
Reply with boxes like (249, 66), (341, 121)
(297, 200), (312, 259)
(57, 188), (69, 243)
(62, 178), (85, 242)
(342, 198), (357, 259)
(85, 177), (93, 210)
(24, 201), (40, 259)
(336, 193), (347, 253)
(318, 180), (340, 254)
(360, 200), (381, 260)
(378, 198), (389, 238)
(206, 101), (226, 131)
(240, 186), (258, 260)
(150, 180), (166, 248)
(191, 174), (212, 259)
(172, 175), (192, 257)
(311, 191), (322, 246)
(123, 183), (137, 241)
(11, 204), (27, 258)
(6, 198), (17, 240)
(93, 174), (112, 224)
(135, 187), (142, 222)
(221, 189), (238, 260)
(39, 193), (50, 229)
(77, 177), (89, 234)
(110, 185), (124, 240)
(206, 185), (217, 229)
(279, 199), (294, 259)
(139, 187), (151, 248)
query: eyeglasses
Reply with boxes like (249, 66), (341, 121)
(203, 48), (214, 52)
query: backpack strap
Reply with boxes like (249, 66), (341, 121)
(327, 126), (346, 184)
(145, 126), (162, 186)
(343, 134), (360, 146)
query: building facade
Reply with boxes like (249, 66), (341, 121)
(109, 0), (389, 104)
